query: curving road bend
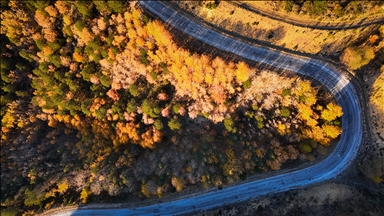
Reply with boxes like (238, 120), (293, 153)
(229, 1), (384, 30)
(60, 1), (365, 215)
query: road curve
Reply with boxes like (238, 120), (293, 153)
(60, 1), (364, 215)
(229, 1), (384, 30)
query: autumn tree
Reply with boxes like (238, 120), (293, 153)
(321, 102), (343, 122)
(168, 118), (181, 131)
(340, 46), (375, 70)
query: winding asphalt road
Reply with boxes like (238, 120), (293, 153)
(229, 1), (384, 30)
(58, 1), (366, 215)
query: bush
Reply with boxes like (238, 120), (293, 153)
(142, 14), (151, 25)
(340, 46), (375, 70)
(93, 0), (111, 15)
(172, 103), (181, 114)
(206, 3), (217, 10)
(100, 75), (111, 87)
(0, 207), (18, 216)
(35, 39), (46, 50)
(75, 1), (93, 18)
(311, 1), (327, 15)
(284, 1), (294, 12)
(75, 20), (86, 31)
(48, 55), (62, 68)
(129, 84), (139, 97)
(242, 79), (251, 89)
(48, 42), (61, 53)
(80, 63), (95, 81)
(107, 1), (124, 14)
(140, 49), (150, 66)
(142, 99), (160, 118)
(282, 89), (291, 96)
(280, 107), (291, 117)
(126, 99), (137, 113)
(18, 50), (35, 62)
(252, 104), (259, 111)
(224, 117), (236, 133)
(81, 99), (93, 115)
(168, 118), (181, 131)
(255, 116), (264, 129)
(24, 188), (45, 206)
(95, 107), (107, 119)
(299, 143), (312, 154)
(154, 119), (163, 130)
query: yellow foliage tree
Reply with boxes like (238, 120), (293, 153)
(80, 188), (89, 203)
(321, 102), (343, 122)
(235, 61), (250, 83)
(115, 122), (140, 145)
(171, 177), (185, 192)
(45, 5), (58, 17)
(35, 10), (53, 29)
(56, 181), (69, 194)
(322, 125), (342, 139)
(297, 103), (314, 123)
(1, 2), (33, 45)
(303, 126), (331, 146)
(277, 122), (287, 135)
(55, 1), (69, 14)
(73, 52), (84, 62)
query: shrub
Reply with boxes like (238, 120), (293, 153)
(284, 1), (294, 12)
(311, 1), (327, 15)
(340, 46), (375, 70)
(0, 207), (18, 216)
(168, 118), (181, 131)
(126, 99), (137, 113)
(206, 3), (217, 10)
(81, 99), (93, 115)
(142, 99), (160, 118)
(282, 89), (291, 96)
(48, 55), (62, 68)
(75, 1), (93, 18)
(154, 119), (163, 130)
(242, 79), (251, 89)
(280, 107), (291, 117)
(129, 84), (139, 97)
(299, 143), (312, 154)
(24, 188), (45, 207)
(255, 116), (264, 129)
(172, 103), (181, 114)
(107, 1), (124, 14)
(75, 20), (86, 31)
(140, 49), (150, 66)
(224, 117), (236, 133)
(100, 75), (111, 87)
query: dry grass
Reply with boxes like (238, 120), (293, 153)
(246, 1), (384, 24)
(176, 1), (379, 55)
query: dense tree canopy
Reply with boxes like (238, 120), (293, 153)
(0, 1), (343, 215)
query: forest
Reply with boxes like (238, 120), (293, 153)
(1, 1), (343, 215)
